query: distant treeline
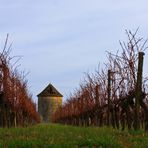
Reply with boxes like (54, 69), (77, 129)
(53, 30), (148, 131)
(0, 35), (40, 127)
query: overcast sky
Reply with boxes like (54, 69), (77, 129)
(0, 0), (148, 102)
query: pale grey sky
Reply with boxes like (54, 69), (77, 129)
(0, 0), (148, 102)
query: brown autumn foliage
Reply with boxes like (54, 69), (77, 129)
(53, 30), (148, 131)
(0, 35), (40, 127)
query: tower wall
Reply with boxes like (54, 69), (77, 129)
(38, 96), (62, 122)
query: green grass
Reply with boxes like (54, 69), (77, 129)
(0, 124), (148, 148)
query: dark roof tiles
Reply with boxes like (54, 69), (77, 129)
(37, 83), (63, 97)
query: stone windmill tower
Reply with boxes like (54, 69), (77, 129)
(37, 83), (63, 122)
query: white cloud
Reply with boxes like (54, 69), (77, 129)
(0, 0), (148, 101)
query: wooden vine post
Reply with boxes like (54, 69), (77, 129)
(134, 52), (144, 130)
(107, 69), (111, 126)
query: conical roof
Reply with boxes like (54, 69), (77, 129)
(37, 83), (63, 97)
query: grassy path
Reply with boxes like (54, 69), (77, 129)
(0, 124), (148, 147)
